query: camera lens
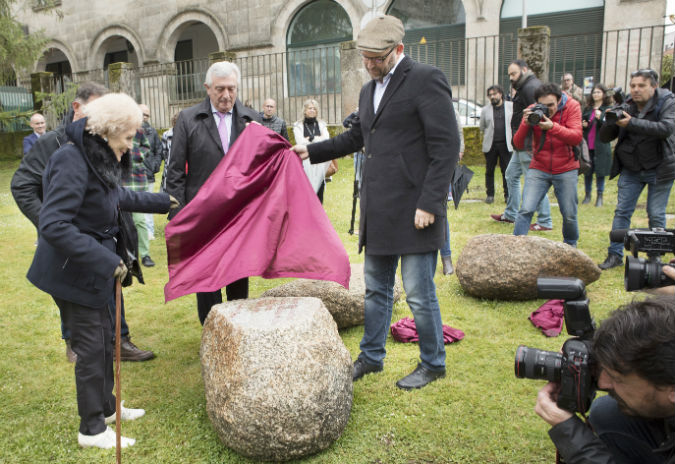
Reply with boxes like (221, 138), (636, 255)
(514, 345), (562, 382)
(625, 255), (675, 291)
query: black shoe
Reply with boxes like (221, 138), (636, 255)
(485, 195), (494, 204)
(396, 363), (445, 390)
(352, 358), (383, 381)
(582, 192), (592, 204)
(598, 254), (623, 270)
(141, 255), (155, 267)
(117, 337), (155, 361)
(595, 193), (603, 207)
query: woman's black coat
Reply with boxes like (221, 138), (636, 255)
(27, 118), (171, 308)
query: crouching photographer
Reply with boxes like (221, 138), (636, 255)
(534, 297), (675, 464)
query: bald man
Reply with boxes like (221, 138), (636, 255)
(259, 98), (289, 140)
(23, 113), (46, 155)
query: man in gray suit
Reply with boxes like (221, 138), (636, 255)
(165, 61), (261, 325)
(292, 15), (459, 390)
(479, 84), (513, 204)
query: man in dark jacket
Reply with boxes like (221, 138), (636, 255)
(292, 15), (459, 390)
(11, 82), (155, 362)
(259, 98), (289, 141)
(535, 297), (675, 464)
(165, 60), (261, 325)
(490, 59), (553, 231)
(597, 69), (675, 270)
(139, 104), (162, 243)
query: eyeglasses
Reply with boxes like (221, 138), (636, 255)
(631, 69), (658, 81)
(360, 47), (395, 64)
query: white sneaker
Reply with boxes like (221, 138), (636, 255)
(78, 426), (135, 449)
(104, 401), (145, 424)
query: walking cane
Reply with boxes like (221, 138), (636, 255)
(114, 278), (122, 464)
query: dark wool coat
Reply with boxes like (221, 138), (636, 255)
(165, 97), (261, 217)
(27, 118), (171, 308)
(307, 56), (459, 255)
(582, 105), (612, 177)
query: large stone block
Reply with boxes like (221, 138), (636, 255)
(261, 263), (403, 329)
(201, 297), (353, 461)
(456, 234), (601, 300)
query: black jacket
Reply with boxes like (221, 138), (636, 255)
(600, 88), (675, 182)
(307, 56), (459, 255)
(549, 414), (675, 464)
(11, 118), (69, 229)
(165, 97), (261, 218)
(142, 121), (163, 183)
(27, 118), (171, 308)
(511, 73), (542, 135)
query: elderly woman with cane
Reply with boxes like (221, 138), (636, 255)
(27, 93), (177, 449)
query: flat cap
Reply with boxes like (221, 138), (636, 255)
(356, 15), (405, 53)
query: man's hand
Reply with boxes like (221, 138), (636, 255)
(169, 195), (180, 209)
(113, 260), (128, 282)
(291, 145), (309, 160)
(616, 112), (632, 128)
(459, 151), (464, 160)
(644, 263), (675, 296)
(535, 382), (574, 427)
(538, 114), (554, 131)
(414, 209), (435, 230)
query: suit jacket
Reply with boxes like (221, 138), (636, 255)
(165, 97), (261, 217)
(479, 101), (513, 153)
(307, 55), (459, 255)
(23, 132), (39, 156)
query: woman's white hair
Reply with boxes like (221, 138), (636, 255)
(205, 61), (241, 87)
(83, 93), (142, 137)
(302, 98), (320, 117)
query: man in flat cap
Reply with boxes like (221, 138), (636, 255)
(292, 15), (459, 390)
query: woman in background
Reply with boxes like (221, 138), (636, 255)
(293, 99), (332, 203)
(581, 83), (612, 207)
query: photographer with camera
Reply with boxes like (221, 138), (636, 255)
(512, 83), (583, 246)
(534, 297), (675, 463)
(598, 69), (675, 270)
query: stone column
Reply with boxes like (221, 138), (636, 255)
(339, 40), (369, 120)
(30, 71), (54, 110)
(518, 26), (550, 81)
(107, 62), (137, 98)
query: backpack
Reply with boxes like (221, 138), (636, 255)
(573, 138), (592, 175)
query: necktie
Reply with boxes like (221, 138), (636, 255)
(217, 111), (229, 154)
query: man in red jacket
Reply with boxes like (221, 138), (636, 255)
(512, 83), (583, 246)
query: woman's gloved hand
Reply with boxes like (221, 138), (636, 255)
(113, 260), (128, 282)
(169, 195), (180, 209)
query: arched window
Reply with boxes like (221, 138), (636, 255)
(500, 0), (604, 86)
(387, 0), (466, 85)
(286, 0), (352, 96)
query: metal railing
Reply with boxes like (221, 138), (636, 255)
(3, 25), (669, 133)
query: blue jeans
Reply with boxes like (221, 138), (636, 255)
(440, 216), (451, 258)
(608, 169), (674, 257)
(504, 150), (553, 227)
(589, 395), (669, 464)
(360, 252), (446, 371)
(514, 169), (579, 246)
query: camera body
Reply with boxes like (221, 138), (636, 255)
(611, 228), (675, 291)
(514, 277), (597, 414)
(604, 102), (630, 123)
(527, 103), (549, 125)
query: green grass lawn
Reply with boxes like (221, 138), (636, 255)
(0, 156), (669, 463)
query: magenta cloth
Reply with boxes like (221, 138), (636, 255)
(390, 317), (465, 344)
(529, 299), (565, 337)
(587, 111), (597, 150)
(164, 124), (351, 302)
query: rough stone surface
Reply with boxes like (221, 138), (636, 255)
(456, 234), (601, 300)
(201, 297), (353, 462)
(261, 263), (403, 329)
